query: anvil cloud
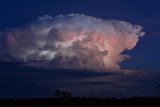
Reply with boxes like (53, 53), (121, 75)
(0, 14), (145, 71)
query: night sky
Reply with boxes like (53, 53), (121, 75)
(0, 0), (160, 98)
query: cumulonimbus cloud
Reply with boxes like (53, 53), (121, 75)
(0, 14), (145, 71)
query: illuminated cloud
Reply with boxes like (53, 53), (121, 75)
(0, 14), (145, 71)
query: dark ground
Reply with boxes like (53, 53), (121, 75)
(0, 97), (160, 107)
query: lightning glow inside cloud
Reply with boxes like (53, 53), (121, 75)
(0, 14), (145, 71)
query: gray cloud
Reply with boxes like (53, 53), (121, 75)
(0, 14), (145, 71)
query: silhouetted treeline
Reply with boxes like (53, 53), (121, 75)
(1, 97), (160, 107)
(0, 90), (160, 107)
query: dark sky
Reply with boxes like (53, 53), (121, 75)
(0, 0), (160, 98)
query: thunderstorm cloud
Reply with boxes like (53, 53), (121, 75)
(0, 14), (145, 71)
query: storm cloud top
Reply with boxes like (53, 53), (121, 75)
(0, 14), (145, 71)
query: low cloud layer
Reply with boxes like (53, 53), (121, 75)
(0, 14), (145, 71)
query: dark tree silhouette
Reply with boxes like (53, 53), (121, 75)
(54, 90), (61, 98)
(54, 90), (72, 98)
(61, 91), (72, 98)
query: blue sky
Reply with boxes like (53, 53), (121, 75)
(0, 0), (160, 98)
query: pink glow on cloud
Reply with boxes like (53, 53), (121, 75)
(0, 14), (145, 71)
